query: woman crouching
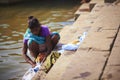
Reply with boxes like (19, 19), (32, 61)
(22, 16), (60, 67)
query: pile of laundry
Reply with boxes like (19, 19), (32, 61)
(58, 32), (87, 53)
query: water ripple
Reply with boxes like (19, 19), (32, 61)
(12, 31), (24, 36)
(0, 42), (22, 50)
(0, 41), (17, 45)
(0, 24), (10, 28)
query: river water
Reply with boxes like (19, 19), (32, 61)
(0, 0), (79, 80)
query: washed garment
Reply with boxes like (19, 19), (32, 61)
(22, 51), (61, 80)
(61, 32), (87, 51)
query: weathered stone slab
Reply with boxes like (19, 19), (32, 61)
(59, 25), (75, 44)
(75, 3), (90, 20)
(101, 29), (120, 80)
(106, 46), (120, 66)
(90, 0), (104, 11)
(101, 66), (120, 80)
(80, 29), (117, 51)
(60, 15), (92, 44)
(60, 50), (109, 80)
(59, 25), (86, 44)
(54, 6), (102, 80)
(75, 3), (90, 15)
(80, 4), (120, 51)
(92, 5), (120, 30)
(85, 4), (105, 26)
(73, 15), (90, 26)
(91, 3), (105, 13)
(45, 3), (120, 80)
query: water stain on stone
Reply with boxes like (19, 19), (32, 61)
(19, 62), (27, 64)
(107, 37), (114, 39)
(73, 72), (91, 79)
(1, 55), (9, 57)
(104, 54), (109, 57)
(8, 53), (21, 56)
(114, 64), (120, 66)
(97, 27), (102, 32)
(67, 66), (72, 69)
(107, 74), (112, 79)
(64, 51), (76, 56)
(0, 60), (3, 62)
(110, 64), (120, 66)
(73, 76), (81, 79)
(117, 69), (120, 72)
(80, 72), (91, 78)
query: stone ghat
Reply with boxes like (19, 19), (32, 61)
(33, 0), (120, 80)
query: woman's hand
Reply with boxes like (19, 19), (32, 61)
(32, 62), (36, 68)
(22, 42), (37, 68)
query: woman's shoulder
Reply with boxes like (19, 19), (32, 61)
(41, 25), (50, 36)
(41, 25), (49, 29)
(41, 25), (50, 32)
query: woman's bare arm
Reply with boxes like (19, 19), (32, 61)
(22, 43), (36, 67)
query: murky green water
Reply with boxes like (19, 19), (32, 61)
(0, 0), (79, 80)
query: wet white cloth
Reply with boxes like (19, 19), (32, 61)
(58, 32), (87, 53)
(62, 44), (79, 51)
(78, 32), (87, 42)
(22, 62), (42, 80)
(22, 68), (36, 80)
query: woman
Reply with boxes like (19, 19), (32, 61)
(22, 16), (60, 67)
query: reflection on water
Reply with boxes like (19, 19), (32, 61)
(0, 0), (79, 79)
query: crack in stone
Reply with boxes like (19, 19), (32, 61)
(99, 26), (120, 80)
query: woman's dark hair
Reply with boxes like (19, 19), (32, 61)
(28, 16), (34, 20)
(28, 18), (40, 29)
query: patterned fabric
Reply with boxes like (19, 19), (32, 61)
(35, 51), (61, 73)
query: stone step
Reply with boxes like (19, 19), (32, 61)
(80, 29), (117, 51)
(60, 14), (91, 44)
(45, 4), (96, 80)
(80, 4), (120, 51)
(60, 50), (110, 80)
(56, 3), (120, 80)
(45, 14), (92, 80)
(101, 28), (120, 80)
(75, 3), (90, 20)
(89, 0), (104, 11)
(45, 3), (120, 80)
(45, 3), (104, 80)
